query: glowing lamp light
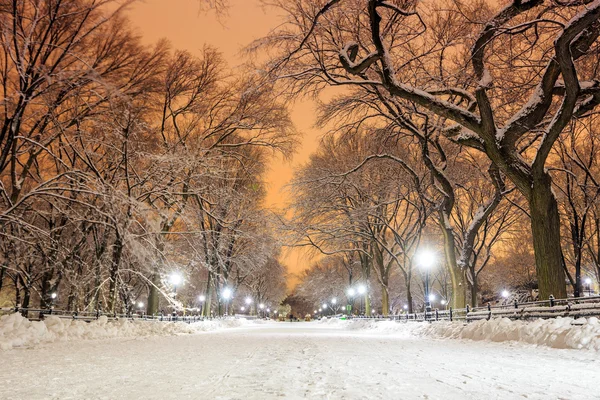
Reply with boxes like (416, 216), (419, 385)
(322, 303), (327, 309)
(245, 297), (252, 305)
(331, 298), (337, 304)
(241, 306), (245, 311)
(169, 273), (183, 286)
(417, 250), (436, 269)
(585, 278), (592, 285)
(314, 310), (318, 313)
(403, 304), (408, 310)
(137, 302), (144, 309)
(222, 287), (232, 300)
(267, 308), (271, 312)
(358, 285), (366, 295)
(428, 294), (435, 302)
(259, 303), (265, 309)
(347, 288), (356, 297)
(501, 290), (510, 299)
(199, 295), (206, 302)
(51, 293), (57, 299)
(441, 300), (447, 305)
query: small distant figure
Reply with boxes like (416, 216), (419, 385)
(289, 313), (294, 322)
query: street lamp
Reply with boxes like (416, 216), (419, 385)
(241, 306), (245, 312)
(222, 287), (232, 316)
(169, 273), (183, 294)
(198, 295), (206, 315)
(585, 278), (593, 296)
(357, 284), (366, 315)
(417, 249), (436, 317)
(259, 303), (264, 317)
(346, 288), (356, 315)
(137, 302), (144, 316)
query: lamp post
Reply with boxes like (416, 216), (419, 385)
(222, 288), (232, 316)
(347, 288), (355, 315)
(245, 297), (253, 315)
(49, 292), (57, 315)
(331, 297), (338, 314)
(137, 301), (144, 317)
(259, 303), (265, 318)
(417, 249), (436, 319)
(198, 295), (206, 316)
(169, 273), (183, 295)
(585, 278), (593, 296)
(357, 284), (366, 315)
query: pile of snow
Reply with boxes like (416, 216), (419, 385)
(0, 313), (251, 350)
(325, 317), (600, 351)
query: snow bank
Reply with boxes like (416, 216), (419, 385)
(327, 317), (600, 351)
(0, 313), (251, 350)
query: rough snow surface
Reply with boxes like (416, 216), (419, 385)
(0, 313), (250, 350)
(325, 316), (600, 351)
(1, 322), (599, 399)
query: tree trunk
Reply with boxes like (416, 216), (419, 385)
(530, 176), (567, 299)
(405, 278), (414, 313)
(107, 236), (124, 312)
(0, 265), (5, 294)
(439, 216), (467, 308)
(381, 286), (389, 316)
(203, 272), (213, 317)
(471, 273), (478, 308)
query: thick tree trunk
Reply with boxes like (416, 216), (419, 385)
(203, 272), (213, 317)
(147, 270), (160, 315)
(405, 278), (414, 313)
(439, 216), (467, 308)
(530, 176), (567, 299)
(381, 286), (389, 316)
(471, 273), (478, 308)
(107, 236), (124, 312)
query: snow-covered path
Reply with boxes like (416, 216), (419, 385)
(2, 321), (599, 399)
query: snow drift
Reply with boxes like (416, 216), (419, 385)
(324, 317), (600, 351)
(0, 313), (250, 350)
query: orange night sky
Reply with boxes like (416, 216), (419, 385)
(128, 0), (320, 284)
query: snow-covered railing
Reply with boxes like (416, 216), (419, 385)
(0, 307), (246, 323)
(383, 295), (600, 323)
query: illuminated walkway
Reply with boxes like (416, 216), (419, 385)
(1, 322), (598, 399)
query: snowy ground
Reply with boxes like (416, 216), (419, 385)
(2, 321), (599, 400)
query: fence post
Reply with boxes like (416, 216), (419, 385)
(487, 302), (492, 321)
(449, 307), (453, 322)
(435, 309), (439, 321)
(514, 299), (518, 309)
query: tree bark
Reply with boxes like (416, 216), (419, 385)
(439, 215), (467, 308)
(530, 174), (567, 299)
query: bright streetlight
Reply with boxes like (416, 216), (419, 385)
(137, 301), (144, 309)
(428, 294), (436, 302)
(51, 292), (57, 300)
(585, 278), (593, 296)
(169, 273), (183, 294)
(403, 304), (408, 310)
(222, 288), (232, 315)
(332, 298), (337, 304)
(358, 285), (366, 294)
(198, 295), (206, 315)
(501, 290), (510, 299)
(417, 249), (436, 318)
(347, 288), (356, 297)
(241, 306), (245, 312)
